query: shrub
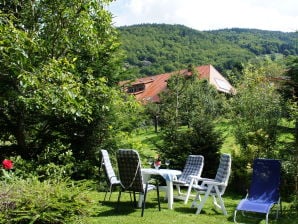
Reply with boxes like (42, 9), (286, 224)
(0, 177), (92, 223)
(158, 117), (223, 177)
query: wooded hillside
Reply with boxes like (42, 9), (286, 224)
(117, 24), (297, 79)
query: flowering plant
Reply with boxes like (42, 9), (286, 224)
(2, 159), (14, 170)
(154, 155), (161, 168)
(1, 159), (14, 179)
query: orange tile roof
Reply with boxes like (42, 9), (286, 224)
(120, 64), (234, 103)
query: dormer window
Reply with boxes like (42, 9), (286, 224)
(127, 84), (145, 93)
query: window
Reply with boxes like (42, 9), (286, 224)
(127, 84), (145, 93)
(215, 78), (230, 91)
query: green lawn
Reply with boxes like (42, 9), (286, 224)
(92, 122), (298, 224)
(83, 188), (297, 224)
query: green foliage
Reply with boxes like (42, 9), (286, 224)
(229, 64), (282, 159)
(0, 177), (93, 223)
(118, 24), (297, 78)
(1, 149), (75, 181)
(280, 56), (298, 209)
(284, 56), (298, 99)
(18, 58), (103, 121)
(159, 120), (223, 177)
(227, 63), (286, 193)
(155, 72), (223, 176)
(0, 0), (144, 179)
(210, 28), (298, 55)
(1, 178), (297, 224)
(109, 92), (147, 133)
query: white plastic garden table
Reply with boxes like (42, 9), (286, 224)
(140, 168), (182, 209)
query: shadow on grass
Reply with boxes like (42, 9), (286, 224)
(174, 206), (225, 216)
(228, 213), (264, 224)
(228, 210), (287, 224)
(174, 206), (196, 214)
(95, 199), (162, 217)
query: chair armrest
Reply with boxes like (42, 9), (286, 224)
(202, 180), (226, 186)
(189, 176), (214, 182)
(109, 175), (117, 181)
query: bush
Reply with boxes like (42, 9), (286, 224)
(0, 177), (93, 223)
(158, 117), (223, 177)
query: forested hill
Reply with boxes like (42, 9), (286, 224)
(117, 24), (297, 78)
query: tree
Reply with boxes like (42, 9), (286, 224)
(229, 63), (282, 160)
(286, 56), (298, 137)
(283, 56), (298, 143)
(227, 62), (284, 193)
(157, 68), (223, 176)
(280, 56), (298, 208)
(118, 25), (297, 78)
(0, 0), (134, 178)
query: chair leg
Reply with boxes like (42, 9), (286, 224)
(184, 178), (195, 204)
(108, 192), (113, 201)
(133, 191), (138, 207)
(184, 185), (192, 204)
(213, 187), (227, 215)
(195, 186), (212, 214)
(104, 184), (115, 202)
(108, 185), (113, 201)
(191, 192), (201, 208)
(217, 195), (227, 215)
(176, 185), (182, 195)
(276, 198), (281, 219)
(265, 212), (269, 224)
(233, 210), (239, 223)
(116, 190), (122, 211)
(141, 183), (149, 217)
(103, 190), (108, 202)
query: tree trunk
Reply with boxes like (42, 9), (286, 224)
(15, 113), (29, 159)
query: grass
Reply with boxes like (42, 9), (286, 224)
(82, 187), (297, 224)
(102, 120), (298, 224)
(132, 118), (240, 157)
(2, 121), (297, 223)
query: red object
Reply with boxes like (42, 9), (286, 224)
(2, 159), (13, 170)
(155, 160), (161, 166)
(119, 64), (234, 104)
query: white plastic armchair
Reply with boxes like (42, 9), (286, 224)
(190, 154), (232, 215)
(100, 150), (121, 202)
(173, 155), (204, 204)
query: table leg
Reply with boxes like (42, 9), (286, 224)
(166, 180), (174, 209)
(138, 194), (143, 207)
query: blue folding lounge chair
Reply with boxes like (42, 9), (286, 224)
(100, 149), (121, 202)
(234, 158), (281, 224)
(116, 149), (161, 217)
(173, 155), (204, 204)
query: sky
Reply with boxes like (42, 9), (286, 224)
(107, 0), (298, 32)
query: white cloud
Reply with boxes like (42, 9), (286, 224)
(108, 0), (298, 32)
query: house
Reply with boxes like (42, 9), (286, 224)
(120, 64), (234, 104)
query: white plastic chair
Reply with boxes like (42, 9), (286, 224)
(100, 149), (121, 202)
(190, 153), (232, 215)
(173, 155), (204, 204)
